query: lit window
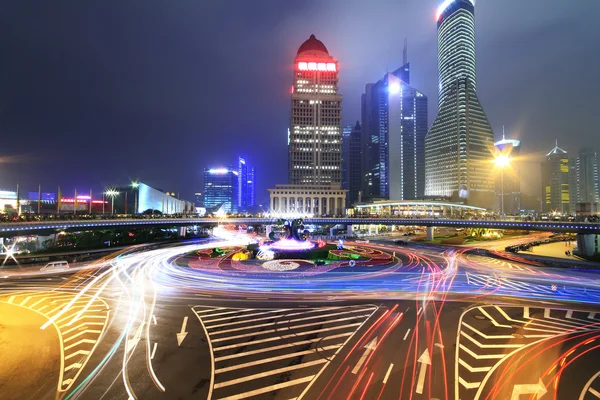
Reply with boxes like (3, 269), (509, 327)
(298, 62), (308, 70)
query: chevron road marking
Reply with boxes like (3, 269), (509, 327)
(478, 307), (511, 328)
(459, 376), (481, 390)
(459, 358), (492, 373)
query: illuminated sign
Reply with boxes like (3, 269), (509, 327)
(297, 62), (337, 72)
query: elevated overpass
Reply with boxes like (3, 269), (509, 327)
(0, 217), (598, 236)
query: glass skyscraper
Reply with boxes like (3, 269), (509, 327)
(425, 0), (496, 210)
(541, 143), (571, 214)
(204, 168), (238, 213)
(361, 63), (427, 201)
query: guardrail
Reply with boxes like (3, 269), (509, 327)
(0, 217), (598, 235)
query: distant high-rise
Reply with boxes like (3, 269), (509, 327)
(289, 34), (342, 186)
(577, 148), (599, 206)
(348, 122), (362, 206)
(341, 125), (353, 191)
(247, 166), (256, 209)
(204, 168), (238, 213)
(425, 0), (496, 209)
(361, 63), (427, 201)
(541, 142), (571, 214)
(237, 157), (256, 211)
(494, 133), (521, 214)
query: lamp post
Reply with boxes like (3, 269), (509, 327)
(105, 190), (119, 215)
(495, 154), (510, 216)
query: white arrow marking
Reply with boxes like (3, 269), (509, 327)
(351, 337), (378, 374)
(177, 316), (188, 346)
(415, 349), (431, 394)
(511, 378), (547, 400)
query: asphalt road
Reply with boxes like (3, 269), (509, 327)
(1, 235), (600, 400)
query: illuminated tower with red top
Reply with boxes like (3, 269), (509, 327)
(289, 34), (343, 186)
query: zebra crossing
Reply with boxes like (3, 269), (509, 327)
(456, 305), (600, 399)
(0, 290), (110, 394)
(192, 304), (378, 400)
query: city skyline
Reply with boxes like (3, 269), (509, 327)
(0, 1), (598, 203)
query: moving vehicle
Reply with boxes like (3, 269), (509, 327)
(40, 261), (70, 271)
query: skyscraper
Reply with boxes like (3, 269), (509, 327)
(348, 122), (362, 206)
(577, 148), (599, 205)
(425, 0), (496, 209)
(541, 142), (571, 214)
(247, 166), (256, 209)
(494, 133), (521, 214)
(289, 34), (342, 186)
(361, 63), (428, 201)
(204, 168), (238, 214)
(237, 157), (256, 212)
(341, 125), (353, 191)
(269, 34), (346, 216)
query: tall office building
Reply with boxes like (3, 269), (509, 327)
(577, 148), (599, 206)
(541, 142), (571, 214)
(204, 168), (238, 213)
(270, 34), (346, 216)
(237, 157), (256, 212)
(425, 0), (496, 210)
(494, 133), (521, 214)
(289, 34), (342, 185)
(341, 125), (353, 191)
(361, 63), (428, 201)
(348, 122), (362, 206)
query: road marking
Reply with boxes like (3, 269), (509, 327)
(215, 344), (341, 374)
(203, 308), (295, 324)
(510, 378), (547, 400)
(459, 376), (481, 389)
(459, 358), (492, 373)
(152, 314), (157, 324)
(218, 375), (314, 400)
(209, 309), (371, 336)
(460, 331), (522, 349)
(478, 307), (511, 328)
(64, 349), (91, 360)
(64, 363), (83, 372)
(417, 307), (423, 316)
(19, 296), (32, 306)
(177, 316), (188, 346)
(590, 388), (600, 398)
(211, 317), (366, 342)
(150, 343), (157, 360)
(589, 313), (597, 320)
(64, 338), (96, 351)
(544, 309), (551, 318)
(215, 333), (350, 362)
(8, 295), (15, 303)
(459, 344), (504, 360)
(524, 307), (530, 319)
(415, 349), (431, 394)
(383, 363), (394, 384)
(579, 370), (600, 400)
(403, 328), (411, 340)
(462, 322), (516, 339)
(566, 310), (573, 319)
(351, 337), (378, 374)
(213, 327), (353, 350)
(214, 359), (326, 389)
(63, 329), (102, 342)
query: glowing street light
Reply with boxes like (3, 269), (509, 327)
(131, 182), (140, 215)
(495, 153), (511, 216)
(105, 189), (119, 215)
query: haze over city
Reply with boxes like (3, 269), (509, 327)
(0, 0), (598, 202)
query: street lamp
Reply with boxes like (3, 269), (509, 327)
(105, 190), (119, 215)
(495, 154), (510, 216)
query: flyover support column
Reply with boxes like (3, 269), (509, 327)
(576, 234), (599, 257)
(347, 225), (353, 237)
(426, 226), (435, 241)
(178, 226), (187, 238)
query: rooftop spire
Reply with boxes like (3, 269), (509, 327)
(502, 125), (505, 141)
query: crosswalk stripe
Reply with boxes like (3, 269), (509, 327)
(213, 325), (360, 350)
(214, 359), (326, 389)
(64, 338), (96, 351)
(460, 331), (522, 348)
(215, 344), (340, 374)
(203, 309), (292, 324)
(210, 310), (371, 336)
(459, 376), (481, 389)
(211, 319), (364, 343)
(214, 333), (351, 362)
(218, 375), (315, 400)
(459, 344), (504, 360)
(196, 308), (254, 319)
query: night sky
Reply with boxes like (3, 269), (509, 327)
(0, 0), (598, 205)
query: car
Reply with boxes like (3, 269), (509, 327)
(395, 240), (409, 245)
(40, 261), (70, 271)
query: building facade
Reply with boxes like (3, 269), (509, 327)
(541, 143), (571, 214)
(425, 0), (496, 210)
(269, 34), (346, 215)
(268, 184), (346, 216)
(237, 157), (255, 212)
(341, 125), (352, 192)
(348, 122), (362, 206)
(494, 135), (521, 214)
(289, 34), (342, 186)
(576, 148), (599, 212)
(204, 168), (238, 213)
(361, 64), (427, 202)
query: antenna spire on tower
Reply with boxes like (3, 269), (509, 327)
(403, 38), (408, 65)
(502, 125), (505, 140)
